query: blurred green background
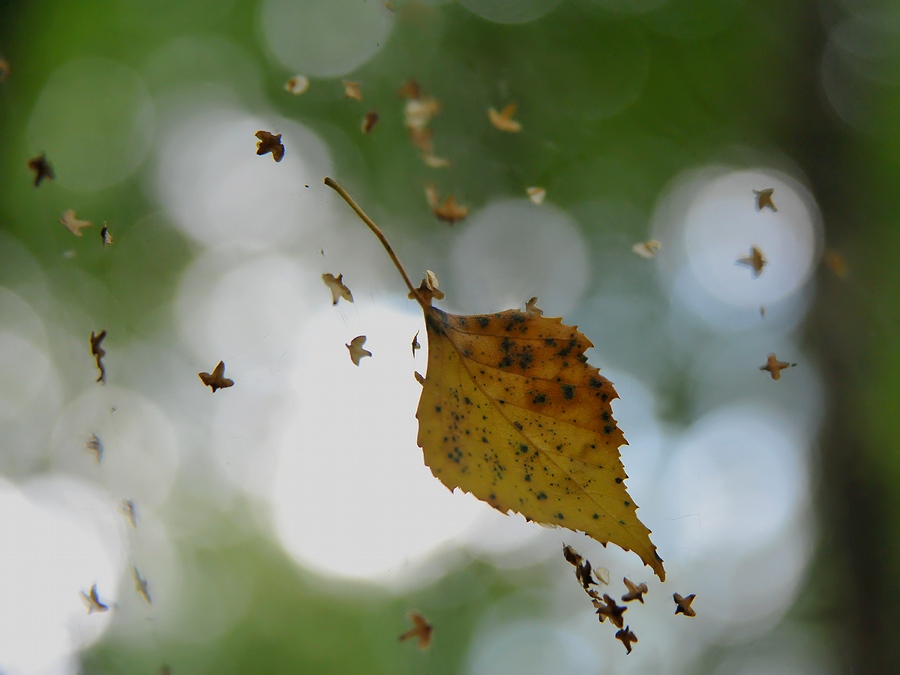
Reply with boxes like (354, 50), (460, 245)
(1, 0), (899, 673)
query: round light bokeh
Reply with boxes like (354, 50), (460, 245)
(272, 301), (486, 584)
(27, 58), (154, 193)
(652, 167), (822, 331)
(661, 403), (809, 559)
(175, 246), (320, 367)
(48, 386), (180, 511)
(450, 199), (590, 316)
(0, 475), (124, 674)
(655, 402), (814, 638)
(154, 108), (335, 248)
(259, 0), (394, 77)
(457, 0), (564, 24)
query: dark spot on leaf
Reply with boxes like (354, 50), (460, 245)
(556, 513), (565, 520)
(600, 412), (610, 422)
(517, 349), (534, 369)
(477, 316), (490, 327)
(533, 393), (547, 404)
(537, 491), (548, 500)
(603, 425), (614, 434)
(513, 421), (523, 431)
(544, 338), (557, 347)
(593, 513), (599, 519)
(525, 474), (531, 482)
(556, 339), (577, 357)
(561, 384), (575, 400)
(615, 477), (622, 483)
(624, 501), (630, 507)
(435, 406), (442, 412)
(498, 355), (513, 368)
(589, 377), (602, 389)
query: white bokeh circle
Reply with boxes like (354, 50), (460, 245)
(49, 386), (180, 510)
(27, 58), (154, 192)
(652, 167), (822, 329)
(259, 0), (394, 77)
(155, 109), (335, 248)
(450, 199), (590, 316)
(175, 246), (320, 366)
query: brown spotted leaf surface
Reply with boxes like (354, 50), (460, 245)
(416, 306), (665, 580)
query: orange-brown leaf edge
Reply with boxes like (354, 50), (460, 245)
(416, 305), (665, 581)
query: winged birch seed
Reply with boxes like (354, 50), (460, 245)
(753, 188), (777, 212)
(488, 102), (522, 132)
(346, 336), (372, 366)
(343, 80), (362, 101)
(60, 209), (93, 236)
(621, 577), (648, 603)
(760, 353), (796, 380)
(28, 153), (54, 186)
(398, 611), (433, 649)
(674, 592), (697, 617)
(199, 360), (234, 391)
(80, 584), (109, 614)
(631, 240), (660, 259)
(285, 75), (309, 95)
(737, 246), (766, 277)
(255, 130), (284, 162)
(615, 626), (637, 654)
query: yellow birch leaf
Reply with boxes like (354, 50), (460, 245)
(323, 177), (665, 581)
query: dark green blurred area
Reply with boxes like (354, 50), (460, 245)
(3, 0), (900, 673)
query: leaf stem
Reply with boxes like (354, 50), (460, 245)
(323, 177), (425, 307)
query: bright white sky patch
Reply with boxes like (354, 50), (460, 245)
(0, 475), (123, 674)
(272, 302), (485, 584)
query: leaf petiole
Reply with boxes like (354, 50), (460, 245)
(323, 177), (425, 308)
